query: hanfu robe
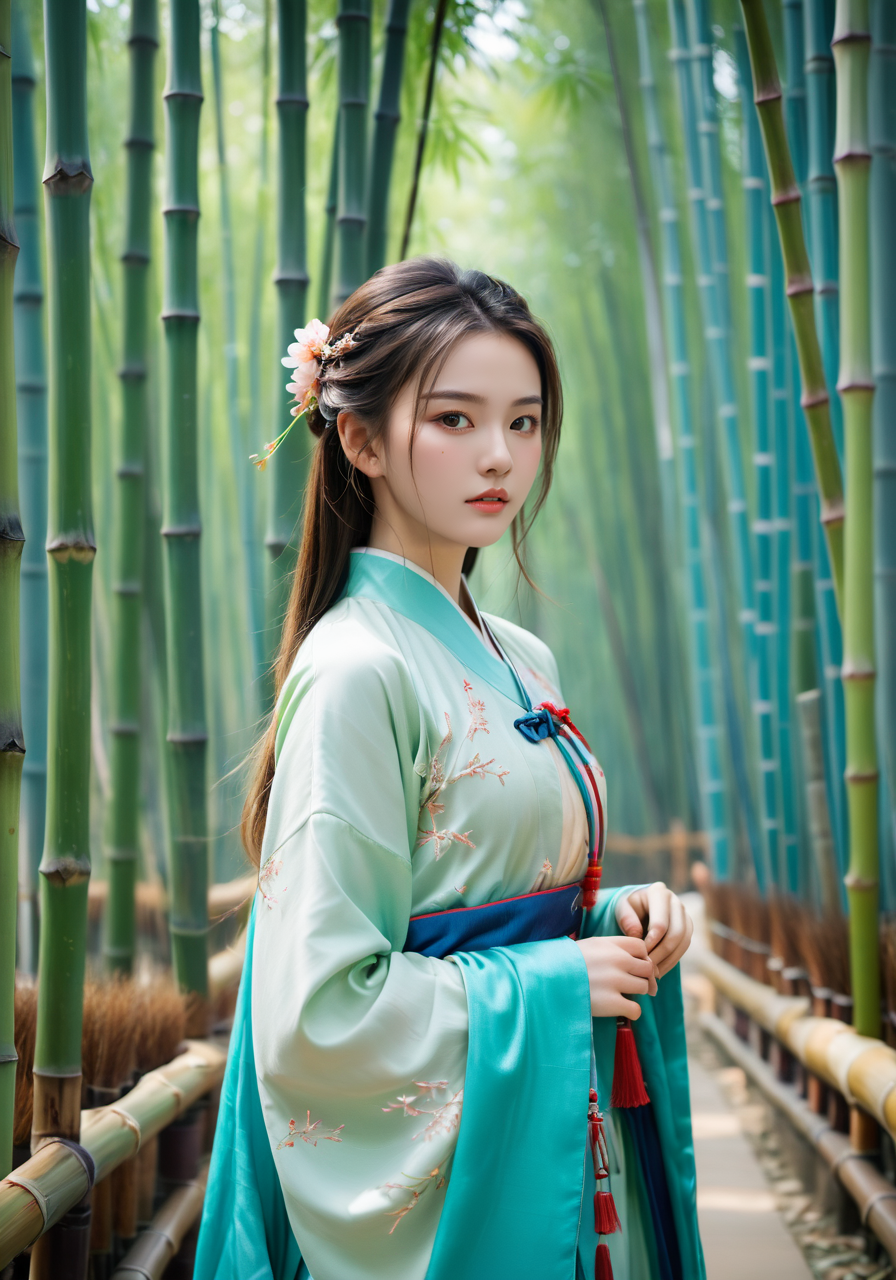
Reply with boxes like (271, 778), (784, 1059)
(195, 547), (704, 1280)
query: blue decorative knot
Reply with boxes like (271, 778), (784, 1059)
(513, 707), (558, 743)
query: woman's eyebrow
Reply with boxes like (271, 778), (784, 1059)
(423, 390), (543, 406)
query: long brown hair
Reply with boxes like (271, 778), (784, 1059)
(242, 257), (563, 864)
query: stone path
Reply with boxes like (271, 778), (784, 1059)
(688, 1048), (814, 1279)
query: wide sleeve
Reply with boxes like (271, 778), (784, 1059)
(251, 615), (469, 1280)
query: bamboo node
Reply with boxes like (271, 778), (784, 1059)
(771, 188), (801, 207)
(835, 377), (875, 394)
(800, 390), (830, 411)
(840, 658), (876, 681)
(108, 1106), (143, 1147)
(38, 855), (91, 886)
(46, 536), (97, 563)
(844, 872), (879, 890)
(42, 164), (94, 195)
(785, 279), (815, 298)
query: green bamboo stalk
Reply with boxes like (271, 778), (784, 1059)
(399, 0), (447, 262)
(599, 0), (696, 831)
(668, 0), (766, 887)
(30, 0), (94, 1181)
(804, 0), (842, 457)
(833, 0), (880, 1036)
(246, 0), (270, 688)
(317, 116), (339, 320)
(738, 0), (845, 606)
(104, 0), (159, 977)
(634, 0), (732, 875)
(11, 0), (45, 977)
(685, 0), (757, 669)
(161, 0), (209, 1010)
(367, 0), (412, 275)
(734, 26), (781, 888)
(804, 0), (848, 874)
(210, 0), (263, 686)
(0, 0), (23, 1184)
(780, 0), (807, 893)
(248, 0), (272, 406)
(264, 0), (309, 671)
(334, 0), (371, 303)
(869, 0), (896, 905)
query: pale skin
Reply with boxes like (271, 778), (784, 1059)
(337, 329), (693, 1019)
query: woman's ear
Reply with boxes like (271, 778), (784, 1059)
(337, 411), (384, 479)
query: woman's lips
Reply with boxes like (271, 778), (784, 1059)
(466, 488), (509, 512)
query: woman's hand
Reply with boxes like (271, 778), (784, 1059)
(574, 936), (658, 1019)
(615, 881), (694, 979)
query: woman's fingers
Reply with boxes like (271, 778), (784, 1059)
(600, 993), (643, 1020)
(643, 881), (670, 952)
(615, 892), (646, 940)
(612, 944), (657, 996)
(656, 908), (694, 978)
(646, 893), (686, 970)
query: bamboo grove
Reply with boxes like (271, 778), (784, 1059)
(0, 0), (895, 1267)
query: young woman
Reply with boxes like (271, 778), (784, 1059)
(196, 258), (702, 1280)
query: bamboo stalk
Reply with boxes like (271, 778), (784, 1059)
(668, 0), (766, 887)
(160, 0), (209, 1012)
(264, 0), (309, 671)
(869, 0), (896, 908)
(599, 0), (697, 834)
(684, 0), (758, 672)
(632, 0), (731, 877)
(0, 1041), (225, 1268)
(104, 0), (159, 977)
(769, 232), (795, 890)
(0, 0), (23, 1186)
(367, 0), (412, 275)
(10, 0), (46, 979)
(210, 0), (263, 686)
(317, 117), (339, 320)
(399, 0), (447, 262)
(780, 0), (808, 894)
(739, 0), (845, 609)
(832, 0), (880, 1039)
(334, 0), (371, 302)
(735, 25), (781, 889)
(30, 0), (95, 1195)
(804, 0), (848, 875)
(110, 1161), (208, 1280)
(246, 0), (271, 689)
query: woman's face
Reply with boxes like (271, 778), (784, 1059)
(346, 330), (544, 565)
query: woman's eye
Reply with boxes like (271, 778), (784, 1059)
(437, 412), (473, 431)
(511, 415), (539, 433)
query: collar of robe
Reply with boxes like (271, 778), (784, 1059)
(342, 549), (528, 707)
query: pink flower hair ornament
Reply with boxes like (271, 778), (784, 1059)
(250, 320), (358, 470)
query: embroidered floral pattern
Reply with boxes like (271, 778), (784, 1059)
(276, 1110), (345, 1149)
(417, 683), (510, 859)
(382, 1080), (464, 1142)
(258, 854), (285, 908)
(381, 1165), (447, 1233)
(464, 679), (489, 740)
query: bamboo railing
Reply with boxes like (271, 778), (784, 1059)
(697, 948), (896, 1143)
(0, 1040), (225, 1268)
(697, 945), (896, 1264)
(110, 1160), (208, 1279)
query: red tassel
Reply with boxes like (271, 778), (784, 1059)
(610, 1017), (650, 1109)
(595, 1241), (615, 1280)
(594, 1189), (621, 1235)
(582, 863), (602, 911)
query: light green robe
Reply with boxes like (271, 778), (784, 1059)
(246, 548), (701, 1280)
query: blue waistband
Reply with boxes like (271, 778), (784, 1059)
(403, 881), (584, 959)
